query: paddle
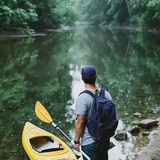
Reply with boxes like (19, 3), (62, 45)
(35, 101), (90, 160)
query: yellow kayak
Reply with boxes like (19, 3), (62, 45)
(22, 122), (78, 160)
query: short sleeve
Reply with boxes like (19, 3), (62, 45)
(75, 94), (88, 115)
(105, 90), (113, 101)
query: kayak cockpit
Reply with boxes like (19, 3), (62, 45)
(30, 136), (64, 153)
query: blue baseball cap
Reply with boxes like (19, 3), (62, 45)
(81, 65), (96, 78)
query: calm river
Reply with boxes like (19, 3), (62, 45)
(0, 25), (160, 160)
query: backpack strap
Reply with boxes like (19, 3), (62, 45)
(79, 90), (95, 99)
(79, 88), (105, 98)
(99, 88), (105, 96)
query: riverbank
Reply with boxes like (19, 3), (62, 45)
(0, 33), (46, 40)
(135, 118), (160, 160)
(1, 24), (160, 39)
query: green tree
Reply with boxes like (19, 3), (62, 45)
(0, 0), (78, 33)
(78, 0), (160, 30)
(33, 0), (78, 29)
(0, 0), (38, 33)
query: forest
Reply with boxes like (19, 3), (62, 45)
(0, 0), (160, 34)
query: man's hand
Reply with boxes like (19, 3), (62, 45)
(74, 143), (80, 151)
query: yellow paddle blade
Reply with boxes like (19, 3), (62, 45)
(35, 101), (52, 123)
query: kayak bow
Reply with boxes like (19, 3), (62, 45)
(22, 122), (77, 160)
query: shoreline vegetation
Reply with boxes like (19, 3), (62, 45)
(1, 0), (160, 39)
(0, 24), (160, 40)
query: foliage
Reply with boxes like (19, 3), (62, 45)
(129, 0), (160, 29)
(33, 0), (78, 29)
(79, 0), (160, 30)
(0, 0), (38, 33)
(0, 0), (78, 33)
(1, 0), (160, 32)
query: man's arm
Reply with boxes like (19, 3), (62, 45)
(74, 114), (86, 151)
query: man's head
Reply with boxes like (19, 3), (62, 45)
(81, 65), (97, 84)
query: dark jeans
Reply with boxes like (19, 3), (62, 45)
(81, 139), (110, 160)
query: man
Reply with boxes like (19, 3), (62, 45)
(73, 65), (113, 160)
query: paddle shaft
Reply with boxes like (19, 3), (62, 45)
(51, 122), (71, 142)
(35, 101), (90, 160)
(51, 122), (90, 160)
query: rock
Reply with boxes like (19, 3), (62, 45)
(130, 126), (140, 135)
(150, 107), (160, 114)
(114, 133), (127, 141)
(132, 121), (139, 125)
(138, 119), (159, 129)
(142, 132), (150, 136)
(109, 142), (115, 149)
(133, 112), (142, 117)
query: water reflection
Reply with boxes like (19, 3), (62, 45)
(0, 25), (160, 159)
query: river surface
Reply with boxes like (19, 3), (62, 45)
(0, 25), (160, 160)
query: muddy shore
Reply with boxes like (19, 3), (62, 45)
(135, 118), (160, 160)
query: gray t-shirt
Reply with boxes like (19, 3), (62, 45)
(75, 88), (112, 146)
